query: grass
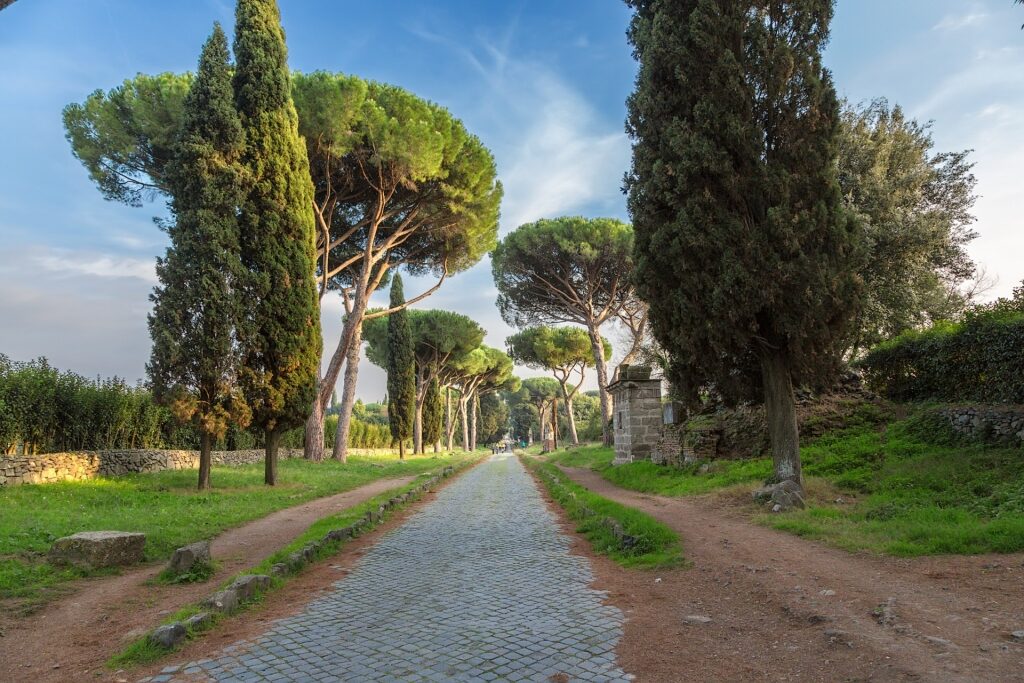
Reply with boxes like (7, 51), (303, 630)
(547, 413), (1024, 557)
(0, 452), (476, 605)
(522, 455), (682, 569)
(109, 461), (477, 669)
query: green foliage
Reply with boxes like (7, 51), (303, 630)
(492, 217), (633, 331)
(148, 24), (249, 464)
(523, 456), (681, 568)
(156, 559), (216, 585)
(0, 357), (172, 453)
(385, 276), (415, 447)
(624, 0), (861, 404)
(838, 99), (978, 354)
(422, 378), (444, 446)
(62, 72), (190, 204)
(477, 392), (509, 444)
(0, 453), (467, 603)
(233, 0), (320, 437)
(859, 308), (1024, 403)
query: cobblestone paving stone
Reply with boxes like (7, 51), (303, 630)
(143, 454), (629, 682)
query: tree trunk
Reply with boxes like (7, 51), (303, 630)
(587, 322), (612, 446)
(760, 348), (802, 486)
(434, 440), (440, 454)
(413, 369), (424, 455)
(460, 395), (470, 451)
(198, 430), (212, 491)
(264, 428), (280, 486)
(445, 387), (456, 450)
(331, 321), (363, 463)
(304, 397), (325, 462)
(399, 440), (406, 460)
(564, 394), (579, 445)
(470, 393), (479, 451)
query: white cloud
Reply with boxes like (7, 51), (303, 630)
(933, 12), (987, 32)
(35, 251), (157, 282)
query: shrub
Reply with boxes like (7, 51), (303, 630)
(859, 311), (1024, 403)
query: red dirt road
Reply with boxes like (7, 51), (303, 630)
(560, 466), (1024, 683)
(0, 476), (414, 683)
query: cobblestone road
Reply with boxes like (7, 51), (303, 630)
(146, 454), (628, 682)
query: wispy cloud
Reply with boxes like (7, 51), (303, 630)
(35, 251), (157, 282)
(933, 12), (987, 32)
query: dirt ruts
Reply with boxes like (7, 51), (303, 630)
(558, 466), (1024, 683)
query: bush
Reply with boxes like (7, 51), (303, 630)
(859, 311), (1024, 403)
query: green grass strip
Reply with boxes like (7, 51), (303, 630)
(521, 454), (682, 569)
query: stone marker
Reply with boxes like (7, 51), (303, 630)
(48, 531), (146, 569)
(150, 623), (186, 649)
(228, 574), (271, 601)
(166, 540), (211, 575)
(204, 589), (240, 614)
(183, 612), (212, 631)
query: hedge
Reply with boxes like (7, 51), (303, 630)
(0, 355), (395, 454)
(859, 311), (1024, 403)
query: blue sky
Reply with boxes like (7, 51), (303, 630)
(0, 1), (1021, 400)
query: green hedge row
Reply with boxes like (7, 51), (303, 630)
(859, 311), (1024, 403)
(0, 355), (394, 454)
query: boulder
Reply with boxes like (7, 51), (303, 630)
(48, 531), (146, 569)
(203, 589), (240, 614)
(149, 623), (186, 649)
(183, 612), (212, 631)
(166, 540), (211, 576)
(269, 562), (290, 577)
(228, 574), (271, 601)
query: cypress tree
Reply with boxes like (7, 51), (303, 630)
(386, 275), (415, 459)
(624, 0), (861, 495)
(147, 23), (248, 491)
(422, 377), (443, 453)
(233, 0), (321, 485)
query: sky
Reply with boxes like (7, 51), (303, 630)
(0, 0), (1022, 401)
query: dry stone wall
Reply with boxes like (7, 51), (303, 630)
(936, 405), (1024, 446)
(0, 447), (397, 486)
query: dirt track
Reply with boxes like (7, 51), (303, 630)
(560, 466), (1024, 683)
(0, 476), (414, 683)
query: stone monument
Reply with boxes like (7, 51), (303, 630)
(608, 364), (663, 465)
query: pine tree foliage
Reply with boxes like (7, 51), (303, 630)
(147, 24), (249, 490)
(625, 0), (861, 486)
(232, 0), (321, 484)
(385, 275), (416, 457)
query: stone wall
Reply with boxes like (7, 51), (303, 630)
(609, 372), (663, 465)
(0, 447), (398, 486)
(936, 405), (1024, 446)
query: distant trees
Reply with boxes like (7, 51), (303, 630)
(233, 0), (321, 486)
(625, 0), (860, 493)
(147, 24), (249, 491)
(384, 276), (415, 459)
(492, 217), (633, 445)
(507, 326), (609, 445)
(837, 98), (978, 355)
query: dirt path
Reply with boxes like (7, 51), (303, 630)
(560, 466), (1024, 683)
(0, 475), (414, 683)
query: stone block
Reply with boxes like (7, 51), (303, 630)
(150, 623), (186, 649)
(183, 612), (212, 631)
(203, 589), (240, 614)
(166, 540), (211, 576)
(229, 574), (271, 601)
(49, 531), (145, 569)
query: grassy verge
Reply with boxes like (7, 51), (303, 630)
(0, 452), (475, 605)
(547, 414), (1024, 557)
(109, 457), (479, 669)
(521, 454), (681, 569)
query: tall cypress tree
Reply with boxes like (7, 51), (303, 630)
(233, 0), (321, 485)
(148, 24), (248, 491)
(386, 275), (415, 459)
(422, 377), (443, 453)
(625, 0), (860, 497)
